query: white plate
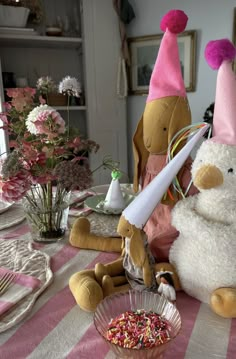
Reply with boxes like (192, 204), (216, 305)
(0, 204), (25, 230)
(0, 201), (14, 214)
(89, 183), (139, 196)
(84, 193), (135, 215)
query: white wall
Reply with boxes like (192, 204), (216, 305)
(126, 0), (236, 178)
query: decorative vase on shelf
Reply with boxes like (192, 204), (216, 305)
(22, 184), (71, 243)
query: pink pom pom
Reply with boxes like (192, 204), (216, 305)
(205, 39), (236, 69)
(160, 9), (188, 34)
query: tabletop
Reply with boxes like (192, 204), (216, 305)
(0, 203), (236, 359)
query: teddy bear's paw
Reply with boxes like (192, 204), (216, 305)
(102, 275), (130, 297)
(210, 287), (236, 318)
(95, 263), (108, 285)
(69, 217), (91, 247)
(69, 273), (103, 312)
(102, 275), (115, 297)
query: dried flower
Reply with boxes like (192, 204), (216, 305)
(58, 76), (81, 97)
(54, 161), (93, 191)
(36, 76), (56, 95)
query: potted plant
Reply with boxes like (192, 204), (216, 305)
(36, 76), (67, 106)
(0, 0), (43, 24)
(0, 87), (99, 243)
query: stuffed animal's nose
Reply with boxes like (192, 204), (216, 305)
(193, 164), (223, 190)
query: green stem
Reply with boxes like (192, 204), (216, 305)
(67, 95), (70, 139)
(47, 182), (53, 231)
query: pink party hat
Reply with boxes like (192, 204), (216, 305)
(147, 9), (188, 103)
(205, 39), (236, 145)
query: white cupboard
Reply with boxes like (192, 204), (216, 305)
(0, 0), (128, 184)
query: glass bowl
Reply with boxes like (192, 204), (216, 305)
(94, 289), (181, 359)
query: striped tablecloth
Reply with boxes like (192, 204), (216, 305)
(0, 216), (236, 358)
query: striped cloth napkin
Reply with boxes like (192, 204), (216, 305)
(69, 191), (96, 217)
(0, 267), (41, 317)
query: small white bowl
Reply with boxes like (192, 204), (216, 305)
(0, 5), (30, 28)
(46, 27), (62, 36)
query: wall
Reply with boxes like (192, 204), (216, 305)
(126, 0), (236, 179)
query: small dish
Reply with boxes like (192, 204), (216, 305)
(46, 27), (62, 36)
(0, 201), (14, 214)
(94, 289), (181, 359)
(84, 193), (135, 215)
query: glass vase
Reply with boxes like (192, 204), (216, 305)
(22, 184), (71, 243)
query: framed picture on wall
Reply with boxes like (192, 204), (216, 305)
(128, 30), (197, 95)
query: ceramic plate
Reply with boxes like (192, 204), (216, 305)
(89, 183), (140, 196)
(84, 193), (135, 215)
(0, 204), (25, 230)
(0, 201), (14, 214)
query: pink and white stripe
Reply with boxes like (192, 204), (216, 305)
(0, 219), (236, 358)
(0, 267), (41, 316)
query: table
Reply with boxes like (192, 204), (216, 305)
(0, 210), (236, 359)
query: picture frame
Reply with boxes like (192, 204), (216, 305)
(127, 30), (197, 95)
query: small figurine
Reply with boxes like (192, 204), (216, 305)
(103, 170), (125, 211)
(156, 270), (176, 302)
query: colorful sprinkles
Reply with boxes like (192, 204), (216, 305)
(105, 309), (172, 349)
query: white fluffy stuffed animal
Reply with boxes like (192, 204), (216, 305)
(169, 38), (236, 318)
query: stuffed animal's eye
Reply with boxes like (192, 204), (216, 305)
(163, 127), (167, 131)
(228, 168), (234, 173)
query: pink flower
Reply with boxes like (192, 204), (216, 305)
(34, 110), (65, 139)
(39, 95), (46, 104)
(0, 172), (31, 202)
(7, 88), (36, 112)
(0, 114), (8, 126)
(26, 105), (65, 139)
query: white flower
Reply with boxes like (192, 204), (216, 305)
(58, 76), (81, 97)
(36, 76), (56, 94)
(26, 104), (54, 134)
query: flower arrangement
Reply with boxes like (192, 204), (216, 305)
(0, 87), (99, 242)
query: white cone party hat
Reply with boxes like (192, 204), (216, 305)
(104, 170), (125, 211)
(123, 124), (210, 228)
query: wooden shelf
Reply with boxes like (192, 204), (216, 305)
(0, 34), (82, 49)
(54, 106), (86, 111)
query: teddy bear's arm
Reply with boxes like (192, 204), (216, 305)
(171, 196), (197, 233)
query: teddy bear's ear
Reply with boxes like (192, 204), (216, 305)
(132, 115), (149, 193)
(129, 227), (146, 268)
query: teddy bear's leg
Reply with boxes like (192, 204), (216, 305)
(95, 257), (124, 285)
(154, 262), (182, 290)
(69, 269), (104, 312)
(210, 288), (236, 318)
(102, 274), (130, 297)
(69, 217), (123, 253)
